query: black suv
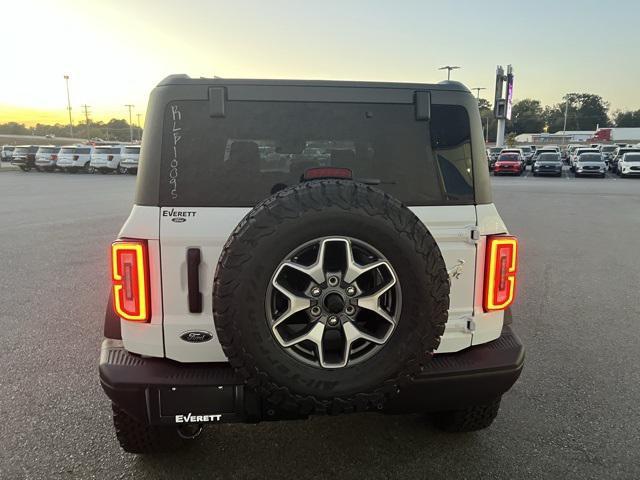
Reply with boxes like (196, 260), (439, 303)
(11, 145), (40, 171)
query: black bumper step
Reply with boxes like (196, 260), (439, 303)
(99, 326), (524, 425)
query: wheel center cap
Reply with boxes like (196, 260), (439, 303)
(324, 292), (345, 313)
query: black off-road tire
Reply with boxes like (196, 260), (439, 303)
(213, 180), (449, 416)
(111, 404), (189, 454)
(432, 397), (502, 432)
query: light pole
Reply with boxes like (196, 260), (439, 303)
(124, 104), (134, 142)
(438, 65), (460, 81)
(64, 75), (73, 137)
(472, 87), (486, 99)
(136, 113), (142, 141)
(562, 97), (569, 145)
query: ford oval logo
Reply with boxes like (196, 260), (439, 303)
(172, 217), (187, 223)
(180, 331), (213, 343)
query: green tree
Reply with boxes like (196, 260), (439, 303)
(0, 122), (30, 135)
(613, 109), (640, 127)
(477, 98), (498, 142)
(507, 99), (545, 134)
(0, 118), (142, 142)
(545, 93), (610, 132)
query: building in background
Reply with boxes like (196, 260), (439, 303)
(515, 131), (594, 144)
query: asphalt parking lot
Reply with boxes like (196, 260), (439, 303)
(0, 169), (638, 480)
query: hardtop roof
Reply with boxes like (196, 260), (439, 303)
(156, 74), (471, 93)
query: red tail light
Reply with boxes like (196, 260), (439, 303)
(304, 167), (353, 180)
(483, 235), (518, 312)
(108, 155), (114, 161)
(51, 154), (58, 160)
(111, 240), (150, 321)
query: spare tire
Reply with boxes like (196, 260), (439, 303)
(213, 180), (449, 415)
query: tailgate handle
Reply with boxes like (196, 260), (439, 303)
(187, 248), (203, 313)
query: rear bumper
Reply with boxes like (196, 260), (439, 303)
(11, 158), (31, 166)
(100, 326), (524, 425)
(494, 165), (521, 173)
(534, 168), (562, 175)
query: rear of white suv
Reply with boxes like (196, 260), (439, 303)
(34, 146), (61, 171)
(56, 145), (94, 172)
(119, 145), (141, 174)
(90, 145), (125, 174)
(99, 77), (524, 454)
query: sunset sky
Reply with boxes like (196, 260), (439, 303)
(2, 0), (639, 126)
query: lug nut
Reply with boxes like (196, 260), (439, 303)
(327, 315), (339, 327)
(328, 276), (339, 287)
(311, 286), (322, 297)
(345, 305), (355, 315)
(345, 286), (356, 296)
(310, 306), (321, 317)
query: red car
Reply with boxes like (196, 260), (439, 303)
(493, 153), (524, 176)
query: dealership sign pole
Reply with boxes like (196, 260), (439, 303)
(494, 65), (514, 147)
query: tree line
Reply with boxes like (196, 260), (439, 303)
(0, 118), (142, 142)
(478, 93), (640, 142)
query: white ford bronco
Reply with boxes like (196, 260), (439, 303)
(100, 75), (524, 454)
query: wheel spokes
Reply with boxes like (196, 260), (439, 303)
(277, 238), (331, 285)
(272, 280), (311, 329)
(268, 236), (401, 369)
(356, 273), (397, 327)
(279, 321), (325, 349)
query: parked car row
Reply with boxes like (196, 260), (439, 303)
(487, 144), (640, 179)
(487, 143), (640, 177)
(2, 144), (141, 174)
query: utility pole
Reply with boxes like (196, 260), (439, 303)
(81, 104), (91, 139)
(124, 104), (134, 142)
(136, 113), (142, 141)
(64, 75), (73, 137)
(438, 65), (460, 81)
(472, 87), (486, 99)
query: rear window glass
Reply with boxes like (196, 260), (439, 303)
(123, 146), (140, 154)
(95, 147), (121, 154)
(579, 154), (602, 161)
(14, 147), (37, 154)
(160, 100), (474, 207)
(618, 149), (640, 155)
(60, 147), (90, 154)
(37, 147), (59, 154)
